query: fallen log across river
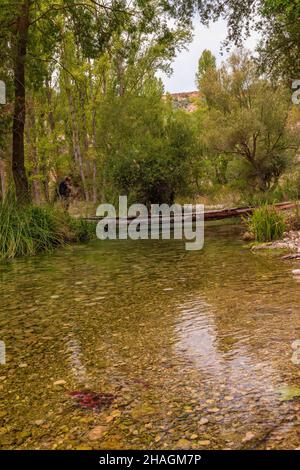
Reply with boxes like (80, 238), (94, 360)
(83, 201), (299, 224)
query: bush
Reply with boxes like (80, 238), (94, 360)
(0, 197), (96, 259)
(245, 205), (286, 242)
(68, 218), (96, 242)
(240, 192), (281, 207)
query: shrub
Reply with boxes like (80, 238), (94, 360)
(68, 218), (96, 242)
(245, 205), (286, 242)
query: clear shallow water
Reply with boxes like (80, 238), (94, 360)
(1, 224), (300, 449)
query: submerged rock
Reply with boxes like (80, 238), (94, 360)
(176, 438), (191, 449)
(87, 425), (107, 441)
(277, 385), (300, 401)
(198, 440), (211, 446)
(198, 417), (209, 426)
(242, 432), (255, 443)
(53, 380), (67, 386)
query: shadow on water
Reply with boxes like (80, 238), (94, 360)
(0, 223), (300, 449)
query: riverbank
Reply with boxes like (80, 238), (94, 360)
(251, 230), (300, 254)
(241, 204), (300, 260)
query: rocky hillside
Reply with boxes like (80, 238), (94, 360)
(165, 91), (203, 112)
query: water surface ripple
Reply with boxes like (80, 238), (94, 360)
(0, 224), (300, 449)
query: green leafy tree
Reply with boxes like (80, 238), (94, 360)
(185, 0), (300, 81)
(0, 0), (192, 202)
(200, 51), (299, 191)
(196, 49), (216, 87)
(258, 1), (300, 80)
(95, 90), (198, 205)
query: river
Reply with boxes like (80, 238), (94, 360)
(1, 223), (300, 449)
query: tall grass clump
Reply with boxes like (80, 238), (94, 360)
(0, 196), (96, 259)
(0, 197), (65, 259)
(68, 217), (97, 242)
(245, 205), (286, 242)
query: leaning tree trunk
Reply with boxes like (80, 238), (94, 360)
(12, 0), (30, 203)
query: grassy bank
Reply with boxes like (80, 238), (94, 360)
(244, 206), (286, 242)
(0, 198), (96, 260)
(244, 204), (300, 243)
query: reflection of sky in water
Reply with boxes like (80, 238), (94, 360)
(66, 336), (88, 384)
(176, 298), (225, 374)
(175, 296), (280, 409)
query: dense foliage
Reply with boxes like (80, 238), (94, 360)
(0, 1), (299, 212)
(198, 51), (299, 194)
(187, 0), (300, 81)
(0, 0), (191, 202)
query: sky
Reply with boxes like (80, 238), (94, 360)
(158, 17), (260, 94)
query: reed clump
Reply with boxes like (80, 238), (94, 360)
(0, 196), (95, 259)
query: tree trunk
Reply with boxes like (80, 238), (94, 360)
(26, 100), (41, 204)
(65, 85), (89, 201)
(92, 105), (98, 203)
(0, 158), (7, 200)
(79, 86), (91, 200)
(12, 0), (30, 203)
(92, 161), (97, 203)
(43, 78), (56, 203)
